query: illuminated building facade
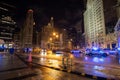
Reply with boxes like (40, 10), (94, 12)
(84, 0), (106, 48)
(41, 17), (54, 49)
(41, 17), (67, 50)
(21, 9), (34, 48)
(0, 3), (16, 49)
(84, 0), (118, 48)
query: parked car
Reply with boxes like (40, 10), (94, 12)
(103, 48), (117, 55)
(71, 49), (81, 54)
(85, 47), (108, 57)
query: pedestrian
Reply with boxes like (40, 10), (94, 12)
(27, 48), (29, 53)
(9, 47), (15, 62)
(9, 47), (14, 55)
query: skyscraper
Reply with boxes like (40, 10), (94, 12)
(84, 0), (106, 48)
(84, 0), (118, 48)
(21, 9), (34, 48)
(0, 2), (16, 49)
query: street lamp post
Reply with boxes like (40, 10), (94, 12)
(52, 32), (59, 49)
(49, 37), (52, 49)
(36, 31), (39, 46)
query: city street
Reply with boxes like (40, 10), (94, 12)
(72, 53), (120, 68)
(0, 0), (120, 80)
(18, 52), (120, 80)
(0, 52), (93, 80)
(23, 66), (93, 80)
(0, 49), (120, 80)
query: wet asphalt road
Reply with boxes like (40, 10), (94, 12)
(72, 53), (120, 66)
(17, 55), (94, 80)
(1, 51), (120, 80)
(22, 66), (94, 80)
(18, 52), (120, 79)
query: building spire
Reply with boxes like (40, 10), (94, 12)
(22, 9), (34, 48)
(50, 17), (54, 28)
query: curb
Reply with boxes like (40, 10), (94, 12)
(18, 54), (116, 80)
(32, 54), (120, 69)
(32, 62), (115, 80)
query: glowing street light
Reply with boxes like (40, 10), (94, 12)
(56, 35), (59, 38)
(53, 32), (56, 36)
(49, 37), (52, 41)
(52, 32), (59, 38)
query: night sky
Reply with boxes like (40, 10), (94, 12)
(1, 0), (85, 31)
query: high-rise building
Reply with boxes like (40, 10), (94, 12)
(41, 17), (54, 49)
(0, 2), (16, 49)
(116, 0), (120, 18)
(21, 9), (34, 48)
(0, 16), (16, 41)
(84, 0), (118, 48)
(41, 17), (66, 50)
(84, 0), (106, 48)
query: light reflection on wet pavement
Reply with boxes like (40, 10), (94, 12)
(0, 53), (94, 80)
(32, 57), (116, 79)
(23, 67), (93, 80)
(33, 57), (61, 68)
(71, 53), (120, 79)
(19, 53), (120, 79)
(32, 54), (120, 79)
(73, 53), (120, 66)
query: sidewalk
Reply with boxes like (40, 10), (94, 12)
(0, 52), (36, 80)
(0, 53), (27, 71)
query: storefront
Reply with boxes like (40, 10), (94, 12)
(0, 39), (14, 52)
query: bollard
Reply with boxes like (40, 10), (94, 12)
(28, 52), (32, 62)
(62, 57), (65, 66)
(66, 57), (68, 67)
(70, 58), (72, 66)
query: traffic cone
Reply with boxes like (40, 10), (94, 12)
(28, 52), (32, 62)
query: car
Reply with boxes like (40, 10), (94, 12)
(52, 49), (64, 54)
(85, 47), (108, 57)
(40, 49), (47, 55)
(103, 48), (117, 55)
(85, 48), (91, 55)
(103, 48), (110, 55)
(109, 48), (118, 55)
(52, 49), (64, 56)
(71, 49), (81, 54)
(56, 50), (64, 54)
